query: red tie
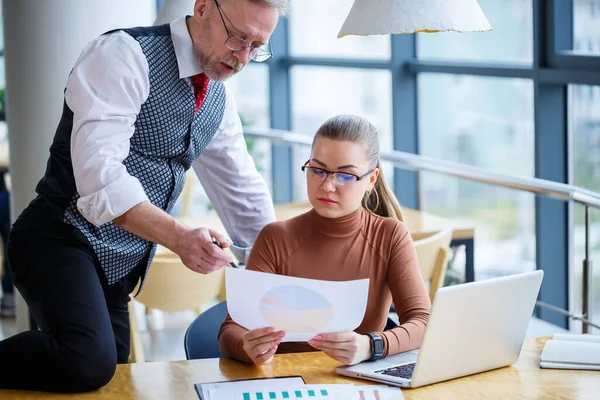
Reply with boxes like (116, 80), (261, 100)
(190, 73), (210, 114)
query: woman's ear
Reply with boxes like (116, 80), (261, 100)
(369, 168), (379, 190)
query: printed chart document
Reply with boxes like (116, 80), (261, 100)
(208, 384), (355, 400)
(195, 377), (305, 400)
(540, 333), (600, 371)
(226, 268), (370, 342)
(201, 383), (404, 400)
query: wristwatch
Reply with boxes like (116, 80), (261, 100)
(366, 332), (384, 361)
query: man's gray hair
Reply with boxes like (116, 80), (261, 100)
(254, 0), (289, 16)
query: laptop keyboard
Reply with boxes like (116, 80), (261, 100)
(374, 362), (416, 379)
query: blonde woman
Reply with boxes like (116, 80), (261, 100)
(219, 115), (431, 366)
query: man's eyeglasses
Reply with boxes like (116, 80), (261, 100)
(301, 162), (375, 187)
(214, 0), (273, 62)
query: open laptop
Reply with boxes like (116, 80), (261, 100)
(336, 270), (544, 388)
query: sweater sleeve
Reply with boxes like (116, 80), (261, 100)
(218, 223), (279, 363)
(376, 225), (431, 357)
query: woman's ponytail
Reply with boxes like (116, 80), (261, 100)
(362, 160), (404, 221)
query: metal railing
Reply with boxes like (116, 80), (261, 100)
(245, 128), (600, 333)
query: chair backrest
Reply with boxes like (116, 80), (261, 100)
(413, 229), (453, 302)
(184, 301), (228, 359)
(133, 253), (224, 313)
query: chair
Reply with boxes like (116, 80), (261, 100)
(184, 301), (228, 360)
(386, 229), (452, 330)
(413, 229), (453, 302)
(128, 253), (225, 363)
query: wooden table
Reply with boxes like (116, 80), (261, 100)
(176, 202), (476, 282)
(2, 337), (598, 399)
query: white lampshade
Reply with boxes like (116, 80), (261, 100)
(338, 0), (491, 38)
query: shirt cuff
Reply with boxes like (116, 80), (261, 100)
(229, 244), (251, 264)
(76, 175), (149, 227)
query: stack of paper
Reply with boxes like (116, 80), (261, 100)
(540, 333), (600, 371)
(195, 378), (403, 400)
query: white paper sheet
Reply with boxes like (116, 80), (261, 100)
(226, 268), (369, 342)
(208, 384), (355, 400)
(197, 377), (305, 400)
(206, 384), (403, 400)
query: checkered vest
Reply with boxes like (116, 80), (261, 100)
(36, 24), (226, 284)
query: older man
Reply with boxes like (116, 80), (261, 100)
(0, 0), (287, 393)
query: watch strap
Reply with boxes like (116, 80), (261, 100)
(367, 332), (384, 361)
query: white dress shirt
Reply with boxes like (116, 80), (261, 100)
(65, 17), (275, 262)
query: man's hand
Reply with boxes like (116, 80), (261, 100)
(308, 332), (372, 365)
(113, 202), (234, 274)
(174, 227), (234, 274)
(242, 327), (286, 365)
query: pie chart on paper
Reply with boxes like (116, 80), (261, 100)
(259, 285), (334, 333)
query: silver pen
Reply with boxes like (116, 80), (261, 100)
(211, 238), (238, 269)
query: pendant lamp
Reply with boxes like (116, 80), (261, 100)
(338, 0), (491, 38)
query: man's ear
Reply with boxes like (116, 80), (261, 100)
(194, 0), (210, 19)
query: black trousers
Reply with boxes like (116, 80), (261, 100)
(0, 198), (145, 393)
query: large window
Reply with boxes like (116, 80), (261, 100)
(573, 0), (600, 55)
(289, 0), (390, 59)
(166, 0), (600, 332)
(570, 84), (600, 332)
(417, 0), (533, 64)
(419, 74), (535, 279)
(166, 0), (600, 331)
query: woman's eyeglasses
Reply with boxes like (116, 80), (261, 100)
(301, 162), (375, 187)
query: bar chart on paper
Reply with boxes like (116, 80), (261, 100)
(244, 388), (331, 399)
(209, 385), (404, 400)
(209, 387), (335, 399)
(195, 376), (402, 400)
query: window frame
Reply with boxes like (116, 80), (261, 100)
(266, 0), (590, 329)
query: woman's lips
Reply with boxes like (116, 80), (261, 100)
(317, 198), (336, 204)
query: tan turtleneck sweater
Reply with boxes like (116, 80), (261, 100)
(218, 206), (431, 364)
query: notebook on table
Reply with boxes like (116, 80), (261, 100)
(540, 333), (600, 371)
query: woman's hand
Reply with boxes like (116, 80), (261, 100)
(308, 332), (372, 365)
(242, 327), (286, 365)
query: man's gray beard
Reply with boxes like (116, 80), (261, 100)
(195, 53), (239, 82)
(192, 30), (243, 81)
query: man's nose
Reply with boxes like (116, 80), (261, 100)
(232, 48), (251, 65)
